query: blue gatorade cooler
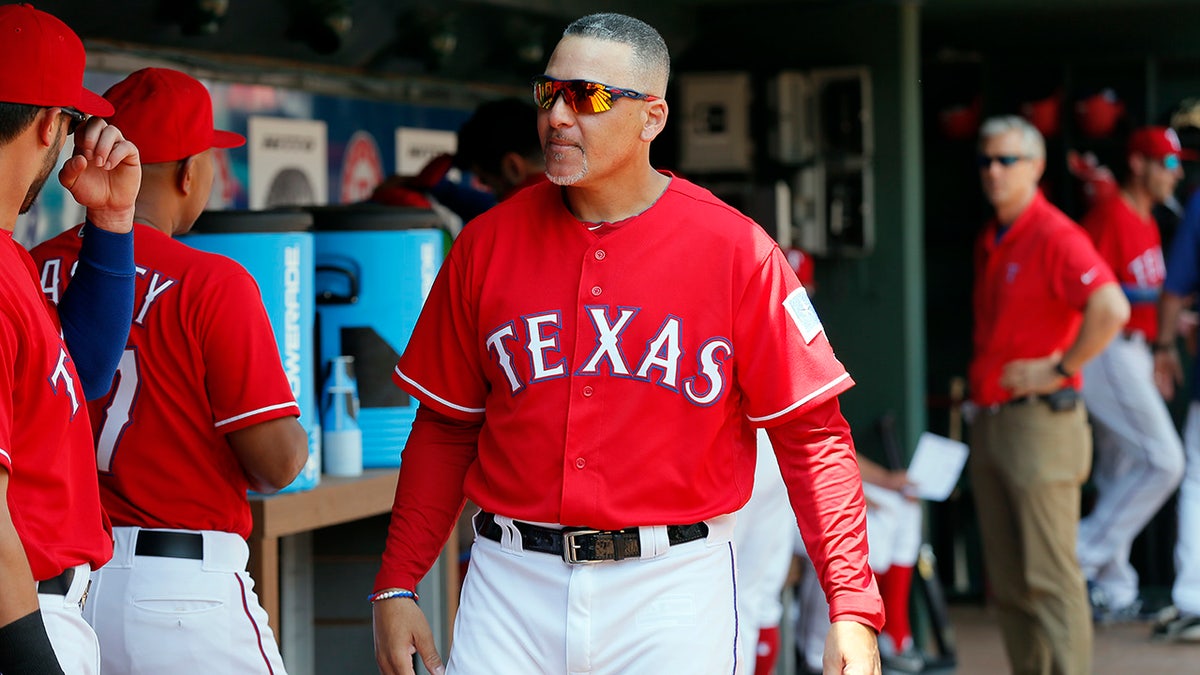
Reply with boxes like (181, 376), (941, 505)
(184, 209), (320, 493)
(311, 204), (446, 468)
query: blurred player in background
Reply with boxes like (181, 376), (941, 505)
(1076, 126), (1188, 622)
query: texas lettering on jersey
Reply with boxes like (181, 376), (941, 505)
(484, 304), (732, 407)
(49, 346), (80, 417)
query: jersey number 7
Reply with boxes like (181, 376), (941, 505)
(96, 348), (141, 473)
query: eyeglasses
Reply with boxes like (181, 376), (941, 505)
(1161, 154), (1182, 171)
(59, 107), (87, 135)
(531, 75), (660, 114)
(977, 154), (1031, 169)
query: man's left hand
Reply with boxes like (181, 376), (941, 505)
(58, 117), (140, 234)
(823, 620), (881, 674)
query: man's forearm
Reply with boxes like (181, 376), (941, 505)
(1157, 291), (1190, 346)
(57, 222), (134, 399)
(767, 398), (884, 631)
(1060, 282), (1130, 374)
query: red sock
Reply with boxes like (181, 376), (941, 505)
(877, 565), (915, 651)
(754, 625), (780, 675)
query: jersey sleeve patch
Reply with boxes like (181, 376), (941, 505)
(784, 287), (823, 344)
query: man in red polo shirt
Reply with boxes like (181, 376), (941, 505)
(1077, 126), (1189, 623)
(968, 115), (1129, 675)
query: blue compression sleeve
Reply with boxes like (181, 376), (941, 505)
(58, 222), (135, 400)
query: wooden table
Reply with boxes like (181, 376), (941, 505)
(248, 469), (399, 638)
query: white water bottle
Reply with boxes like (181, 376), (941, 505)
(322, 356), (363, 477)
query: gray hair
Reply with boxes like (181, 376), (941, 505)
(563, 13), (670, 95)
(978, 115), (1045, 160)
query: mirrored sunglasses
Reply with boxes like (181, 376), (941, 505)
(977, 154), (1030, 169)
(1162, 154), (1182, 171)
(532, 75), (660, 114)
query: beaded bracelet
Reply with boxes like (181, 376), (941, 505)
(368, 588), (419, 604)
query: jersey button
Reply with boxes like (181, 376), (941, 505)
(594, 249), (606, 261)
(591, 286), (602, 296)
(575, 457), (586, 469)
(582, 385), (594, 397)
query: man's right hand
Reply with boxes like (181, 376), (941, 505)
(58, 117), (140, 234)
(1154, 346), (1184, 401)
(373, 597), (445, 675)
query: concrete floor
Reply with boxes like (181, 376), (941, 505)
(930, 603), (1200, 674)
(782, 599), (1198, 675)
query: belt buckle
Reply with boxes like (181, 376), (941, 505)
(562, 529), (602, 565)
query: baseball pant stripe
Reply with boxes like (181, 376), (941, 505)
(729, 541), (740, 675)
(237, 572), (276, 674)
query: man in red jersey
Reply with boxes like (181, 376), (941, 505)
(968, 114), (1129, 675)
(372, 12), (882, 675)
(0, 4), (141, 674)
(33, 67), (307, 674)
(1076, 126), (1189, 623)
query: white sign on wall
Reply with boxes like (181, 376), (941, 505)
(395, 127), (457, 176)
(249, 116), (328, 209)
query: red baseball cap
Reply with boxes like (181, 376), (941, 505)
(0, 4), (112, 116)
(103, 67), (245, 164)
(1128, 126), (1198, 161)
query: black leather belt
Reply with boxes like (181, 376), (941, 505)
(36, 567), (75, 595)
(476, 511), (708, 564)
(1003, 387), (1080, 412)
(135, 531), (204, 560)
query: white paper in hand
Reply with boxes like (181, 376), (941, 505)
(907, 432), (970, 502)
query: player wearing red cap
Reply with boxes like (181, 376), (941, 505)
(372, 13), (883, 675)
(33, 67), (307, 674)
(0, 4), (142, 674)
(1076, 126), (1189, 622)
(969, 115), (1129, 675)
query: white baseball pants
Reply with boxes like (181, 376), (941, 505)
(40, 562), (99, 675)
(448, 512), (741, 675)
(1079, 337), (1185, 607)
(1173, 402), (1200, 615)
(862, 483), (922, 572)
(732, 430), (800, 674)
(83, 527), (287, 675)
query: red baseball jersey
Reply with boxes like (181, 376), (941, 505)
(1081, 193), (1165, 341)
(393, 176), (852, 528)
(33, 223), (300, 538)
(970, 191), (1117, 406)
(0, 230), (112, 581)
